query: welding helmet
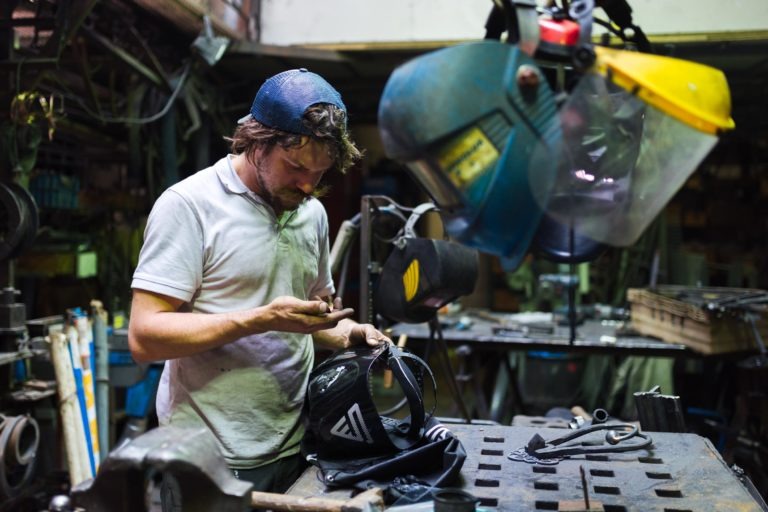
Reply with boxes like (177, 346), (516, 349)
(378, 40), (561, 271)
(375, 203), (479, 324)
(378, 5), (734, 270)
(304, 344), (436, 458)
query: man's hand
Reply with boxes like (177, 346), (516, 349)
(314, 297), (392, 347)
(264, 296), (355, 334)
(347, 323), (391, 347)
(310, 295), (391, 349)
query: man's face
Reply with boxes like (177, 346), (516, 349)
(253, 137), (334, 214)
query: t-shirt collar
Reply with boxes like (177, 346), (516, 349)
(216, 154), (250, 195)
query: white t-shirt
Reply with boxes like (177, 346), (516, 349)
(131, 155), (334, 468)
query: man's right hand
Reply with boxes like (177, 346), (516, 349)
(262, 296), (355, 334)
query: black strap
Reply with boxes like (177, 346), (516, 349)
(384, 345), (437, 442)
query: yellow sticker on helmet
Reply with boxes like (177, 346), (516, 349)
(402, 259), (420, 302)
(437, 127), (499, 189)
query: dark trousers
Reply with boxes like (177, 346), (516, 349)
(233, 453), (308, 493)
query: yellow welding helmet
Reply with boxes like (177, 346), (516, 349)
(529, 46), (735, 247)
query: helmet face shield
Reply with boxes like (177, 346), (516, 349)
(530, 49), (725, 247)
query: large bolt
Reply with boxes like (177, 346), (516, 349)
(516, 65), (540, 89)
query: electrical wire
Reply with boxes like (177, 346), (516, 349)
(592, 17), (629, 40)
(61, 61), (193, 125)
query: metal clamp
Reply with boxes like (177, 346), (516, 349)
(509, 423), (653, 462)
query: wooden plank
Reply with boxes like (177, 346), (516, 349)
(131, 0), (246, 40)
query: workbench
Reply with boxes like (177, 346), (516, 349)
(389, 313), (691, 357)
(385, 311), (758, 422)
(289, 423), (764, 511)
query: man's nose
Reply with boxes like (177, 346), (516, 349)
(296, 180), (315, 195)
(296, 175), (320, 195)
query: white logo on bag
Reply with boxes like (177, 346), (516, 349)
(425, 423), (451, 441)
(330, 403), (373, 444)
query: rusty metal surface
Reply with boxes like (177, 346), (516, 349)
(291, 424), (763, 511)
(455, 424), (761, 511)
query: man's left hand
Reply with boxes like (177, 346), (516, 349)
(312, 295), (391, 349)
(348, 323), (391, 347)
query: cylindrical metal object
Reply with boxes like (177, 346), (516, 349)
(7, 415), (39, 466)
(92, 301), (110, 460)
(433, 488), (478, 512)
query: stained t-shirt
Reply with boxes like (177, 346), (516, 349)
(131, 155), (334, 468)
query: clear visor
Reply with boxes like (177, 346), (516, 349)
(530, 72), (718, 247)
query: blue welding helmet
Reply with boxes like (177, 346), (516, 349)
(379, 5), (733, 269)
(378, 41), (561, 271)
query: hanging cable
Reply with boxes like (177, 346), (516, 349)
(62, 61), (192, 125)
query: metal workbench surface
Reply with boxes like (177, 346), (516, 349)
(291, 423), (763, 511)
(389, 313), (693, 357)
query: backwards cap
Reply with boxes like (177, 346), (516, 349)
(238, 68), (346, 135)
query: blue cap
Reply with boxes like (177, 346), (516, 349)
(238, 68), (346, 135)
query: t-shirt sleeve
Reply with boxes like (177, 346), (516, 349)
(131, 190), (203, 303)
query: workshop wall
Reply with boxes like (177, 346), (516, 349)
(259, 0), (768, 45)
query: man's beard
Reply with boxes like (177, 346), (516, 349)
(254, 159), (310, 213)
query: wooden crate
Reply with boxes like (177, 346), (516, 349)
(627, 286), (768, 354)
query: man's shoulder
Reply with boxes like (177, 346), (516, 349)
(173, 161), (223, 189)
(165, 159), (227, 200)
(301, 197), (329, 222)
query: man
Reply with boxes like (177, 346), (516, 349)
(128, 68), (390, 495)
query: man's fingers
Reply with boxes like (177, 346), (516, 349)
(350, 324), (391, 346)
(303, 297), (330, 315)
(325, 307), (355, 322)
(301, 307), (355, 333)
(333, 297), (343, 311)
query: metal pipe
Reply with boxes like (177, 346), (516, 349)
(91, 300), (110, 461)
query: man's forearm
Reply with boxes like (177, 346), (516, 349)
(129, 291), (354, 363)
(129, 308), (262, 362)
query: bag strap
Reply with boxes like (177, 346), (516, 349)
(402, 202), (438, 240)
(384, 344), (438, 442)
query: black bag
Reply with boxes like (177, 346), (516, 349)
(302, 417), (467, 504)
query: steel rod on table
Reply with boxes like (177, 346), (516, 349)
(430, 317), (472, 422)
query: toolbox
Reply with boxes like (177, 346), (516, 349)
(627, 286), (768, 354)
